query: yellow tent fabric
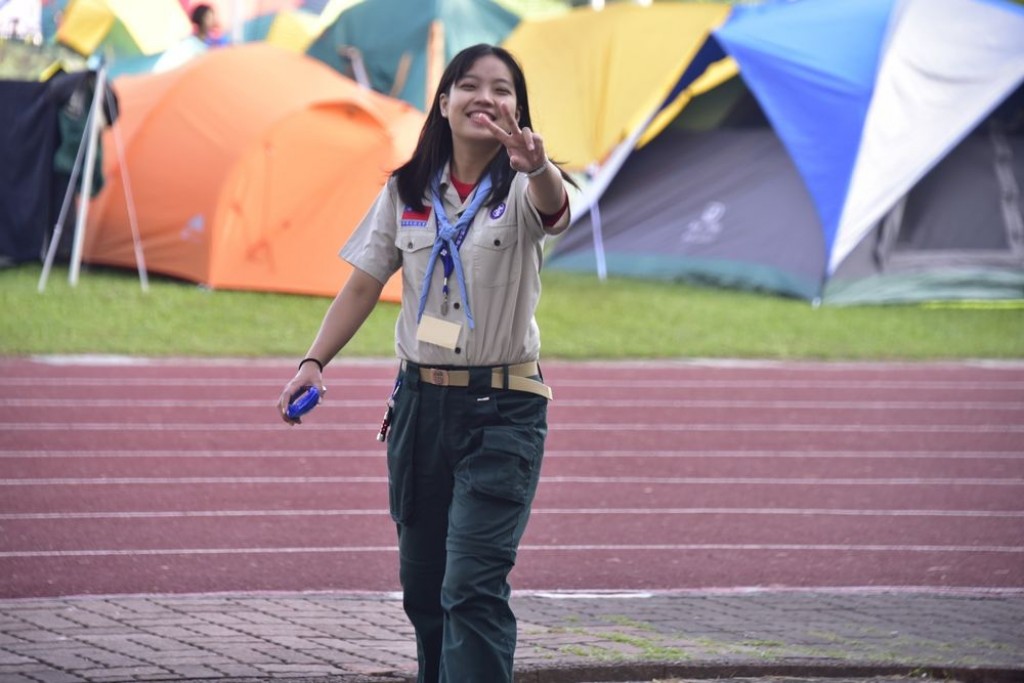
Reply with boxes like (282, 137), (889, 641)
(58, 0), (192, 57)
(56, 0), (114, 55)
(265, 9), (322, 52)
(501, 3), (731, 170)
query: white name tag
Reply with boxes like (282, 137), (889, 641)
(416, 315), (462, 350)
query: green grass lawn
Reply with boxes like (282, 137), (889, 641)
(2, 264), (1022, 360)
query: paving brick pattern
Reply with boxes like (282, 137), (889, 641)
(0, 590), (1021, 682)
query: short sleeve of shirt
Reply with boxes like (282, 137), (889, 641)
(513, 173), (546, 241)
(514, 170), (572, 238)
(339, 179), (402, 285)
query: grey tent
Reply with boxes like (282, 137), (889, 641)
(547, 78), (827, 301)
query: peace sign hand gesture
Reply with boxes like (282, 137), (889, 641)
(473, 102), (547, 175)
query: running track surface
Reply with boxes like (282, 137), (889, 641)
(1, 356), (1022, 599)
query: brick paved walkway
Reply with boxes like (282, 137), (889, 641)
(1, 589), (1022, 682)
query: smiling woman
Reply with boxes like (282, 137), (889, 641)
(275, 43), (578, 683)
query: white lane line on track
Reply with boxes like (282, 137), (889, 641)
(531, 543), (1024, 553)
(535, 507), (1024, 517)
(2, 422), (1022, 433)
(546, 449), (1024, 459)
(0, 399), (379, 408)
(5, 585), (1018, 601)
(528, 585), (1024, 593)
(17, 356), (1024, 369)
(2, 476), (1021, 486)
(16, 356), (1024, 368)
(3, 377), (1024, 390)
(0, 378), (389, 387)
(3, 449), (1021, 460)
(2, 543), (1022, 559)
(3, 507), (1022, 520)
(542, 476), (1024, 486)
(0, 476), (388, 485)
(0, 509), (391, 519)
(4, 395), (1019, 411)
(524, 585), (1024, 597)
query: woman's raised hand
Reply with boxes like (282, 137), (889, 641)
(473, 102), (546, 174)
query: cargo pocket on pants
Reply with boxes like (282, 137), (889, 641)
(464, 428), (540, 505)
(386, 391), (417, 524)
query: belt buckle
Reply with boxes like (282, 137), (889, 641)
(430, 368), (449, 386)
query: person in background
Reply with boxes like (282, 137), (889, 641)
(276, 43), (575, 682)
(190, 3), (227, 47)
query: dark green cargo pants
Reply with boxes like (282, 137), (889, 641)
(386, 361), (548, 683)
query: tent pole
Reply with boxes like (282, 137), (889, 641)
(42, 67), (150, 293)
(574, 110), (657, 282)
(38, 82), (94, 293)
(337, 46), (370, 88)
(112, 119), (149, 292)
(231, 0), (245, 44)
(68, 64), (107, 288)
(990, 120), (1024, 257)
(590, 198), (608, 282)
(425, 20), (444, 111)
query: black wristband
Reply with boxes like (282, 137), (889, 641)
(298, 357), (324, 373)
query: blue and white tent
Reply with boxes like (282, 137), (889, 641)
(552, 0), (1024, 304)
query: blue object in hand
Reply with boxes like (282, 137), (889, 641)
(286, 386), (320, 420)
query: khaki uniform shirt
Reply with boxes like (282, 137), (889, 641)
(340, 164), (569, 367)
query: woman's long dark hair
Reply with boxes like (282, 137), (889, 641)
(190, 4), (213, 31)
(394, 44), (572, 211)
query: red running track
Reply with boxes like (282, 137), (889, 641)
(1, 356), (1022, 598)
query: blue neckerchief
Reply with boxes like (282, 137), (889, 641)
(416, 170), (493, 330)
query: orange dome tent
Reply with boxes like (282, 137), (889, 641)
(82, 43), (423, 300)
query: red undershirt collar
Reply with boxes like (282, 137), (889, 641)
(449, 170), (476, 203)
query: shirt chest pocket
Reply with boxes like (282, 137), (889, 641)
(396, 228), (437, 287)
(471, 222), (520, 289)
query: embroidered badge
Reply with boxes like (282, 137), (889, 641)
(489, 202), (507, 220)
(401, 205), (432, 227)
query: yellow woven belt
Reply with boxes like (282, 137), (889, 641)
(408, 361), (553, 400)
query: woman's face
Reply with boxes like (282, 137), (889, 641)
(439, 55), (520, 146)
(200, 8), (217, 33)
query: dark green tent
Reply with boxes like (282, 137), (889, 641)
(307, 0), (519, 111)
